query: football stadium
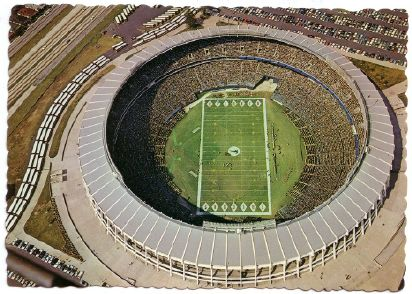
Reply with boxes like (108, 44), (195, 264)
(77, 26), (394, 285)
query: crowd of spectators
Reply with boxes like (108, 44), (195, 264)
(107, 35), (365, 224)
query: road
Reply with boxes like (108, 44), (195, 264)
(5, 75), (130, 287)
(8, 5), (114, 117)
(8, 5), (69, 58)
(6, 7), (407, 289)
(36, 54), (407, 289)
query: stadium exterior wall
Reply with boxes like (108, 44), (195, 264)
(77, 25), (394, 285)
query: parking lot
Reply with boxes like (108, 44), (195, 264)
(216, 7), (407, 66)
(105, 4), (170, 44)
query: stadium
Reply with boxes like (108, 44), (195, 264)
(78, 25), (394, 285)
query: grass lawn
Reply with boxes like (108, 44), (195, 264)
(350, 58), (406, 90)
(165, 91), (305, 220)
(24, 171), (83, 261)
(183, 25), (205, 32)
(199, 97), (271, 216)
(165, 103), (202, 205)
(216, 21), (235, 26)
(7, 7), (123, 189)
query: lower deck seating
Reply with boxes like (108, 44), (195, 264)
(106, 36), (365, 224)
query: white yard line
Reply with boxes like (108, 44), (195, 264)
(262, 98), (272, 214)
(203, 189), (268, 191)
(196, 99), (206, 211)
(201, 175), (267, 177)
(202, 169), (267, 172)
(203, 145), (266, 148)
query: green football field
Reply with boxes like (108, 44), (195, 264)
(165, 94), (306, 219)
(198, 98), (271, 215)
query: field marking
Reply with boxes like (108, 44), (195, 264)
(200, 211), (272, 216)
(196, 98), (205, 210)
(205, 97), (263, 100)
(204, 119), (261, 122)
(203, 145), (266, 148)
(202, 169), (267, 172)
(201, 175), (269, 177)
(197, 97), (272, 216)
(202, 189), (268, 191)
(262, 98), (272, 213)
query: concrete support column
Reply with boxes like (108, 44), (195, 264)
(343, 235), (347, 252)
(361, 219), (365, 235)
(225, 266), (228, 288)
(183, 262), (186, 280)
(309, 254), (313, 272)
(283, 262), (286, 281)
(352, 227), (356, 245)
(169, 259), (172, 277)
(333, 242), (336, 259)
(368, 211), (372, 227)
(240, 266), (243, 287)
(321, 249), (325, 266)
(196, 265), (199, 285)
(269, 265), (272, 283)
(296, 259), (300, 278)
(210, 267), (213, 285)
(255, 267), (257, 286)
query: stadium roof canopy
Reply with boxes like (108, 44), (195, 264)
(78, 25), (394, 283)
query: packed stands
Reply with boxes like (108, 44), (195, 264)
(79, 26), (394, 285)
(108, 36), (366, 223)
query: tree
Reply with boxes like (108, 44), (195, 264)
(186, 13), (203, 30)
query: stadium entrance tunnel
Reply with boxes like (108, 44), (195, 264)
(105, 34), (366, 227)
